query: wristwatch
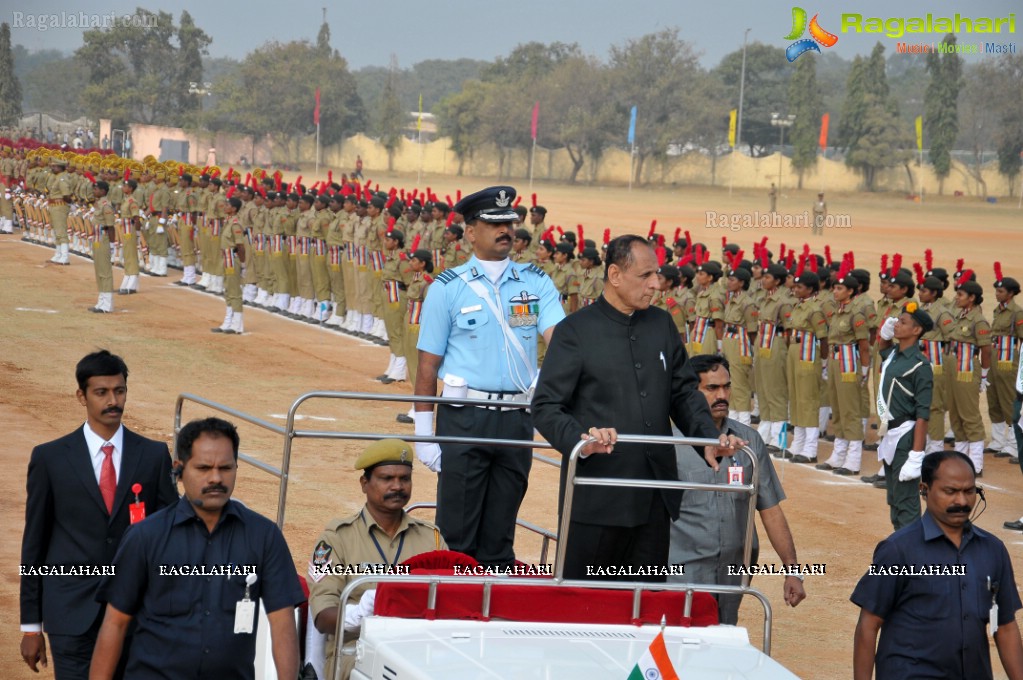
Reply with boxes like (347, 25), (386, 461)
(785, 567), (805, 581)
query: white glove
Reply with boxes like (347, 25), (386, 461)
(158, 217), (166, 225)
(4, 192), (9, 200)
(980, 368), (990, 393)
(156, 226), (165, 234)
(342, 589), (376, 632)
(716, 339), (723, 355)
(821, 360), (828, 382)
(879, 316), (897, 341)
(413, 410), (442, 472)
(899, 450), (926, 482)
(859, 364), (870, 387)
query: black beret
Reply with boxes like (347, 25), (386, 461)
(315, 192), (330, 204)
(555, 242), (576, 258)
(227, 197), (242, 210)
(793, 271), (820, 288)
(299, 194), (315, 205)
(678, 264), (696, 282)
(529, 205), (547, 215)
(210, 177), (223, 186)
(411, 249), (434, 273)
(925, 267), (949, 286)
(581, 247), (601, 263)
(957, 280), (983, 299)
(903, 303), (934, 333)
(994, 276), (1021, 295)
(386, 230), (404, 243)
(728, 267), (752, 283)
(697, 261), (723, 278)
(455, 186), (518, 223)
(370, 197), (385, 210)
(180, 173), (193, 183)
(658, 265), (680, 286)
(723, 243), (739, 255)
(766, 263), (790, 280)
(124, 179), (138, 190)
(93, 180), (109, 192)
(918, 276), (945, 294)
(561, 231), (577, 243)
(199, 173), (211, 181)
(446, 225), (464, 239)
(513, 228), (531, 241)
(287, 192), (300, 202)
(889, 272), (914, 290)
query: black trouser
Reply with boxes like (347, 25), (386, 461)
(435, 404), (532, 567)
(47, 608), (130, 680)
(883, 429), (921, 531)
(1014, 398), (1023, 470)
(562, 496), (670, 581)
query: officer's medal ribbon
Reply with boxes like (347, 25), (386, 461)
(128, 483), (146, 524)
(508, 291), (539, 328)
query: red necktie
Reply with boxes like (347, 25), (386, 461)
(99, 443), (116, 514)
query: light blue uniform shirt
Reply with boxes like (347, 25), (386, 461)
(418, 255), (565, 393)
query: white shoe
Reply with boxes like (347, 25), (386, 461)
(211, 308), (234, 332)
(325, 306), (344, 326)
(101, 292), (114, 313)
(343, 311), (359, 331)
(242, 284), (257, 302)
(820, 438), (848, 469)
(844, 440), (863, 473)
(276, 293), (291, 311)
(989, 423), (1007, 452)
(199, 272), (211, 289)
(802, 427), (820, 461)
(182, 265), (197, 285)
(379, 354), (397, 380)
(789, 427), (807, 458)
(225, 311), (244, 334)
(302, 299), (315, 319)
(360, 314), (374, 335)
(254, 289), (270, 305)
(288, 297), (303, 315)
(757, 420), (772, 442)
(386, 356), (408, 382)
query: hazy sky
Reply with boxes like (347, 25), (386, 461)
(6, 0), (1019, 69)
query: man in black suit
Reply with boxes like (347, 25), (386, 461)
(19, 350), (177, 678)
(532, 235), (745, 580)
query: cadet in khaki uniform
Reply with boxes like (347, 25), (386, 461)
(755, 263), (794, 451)
(816, 264), (869, 474)
(403, 250), (434, 397)
(324, 194), (348, 326)
(688, 261), (725, 356)
(551, 242), (579, 314)
(309, 194), (333, 321)
(0, 146), (15, 233)
(365, 198), (388, 337)
(282, 191), (301, 315)
(653, 265), (685, 333)
(946, 275), (991, 473)
(47, 157), (73, 264)
(174, 172), (199, 285)
(721, 266), (759, 425)
(238, 186), (260, 300)
(307, 440), (446, 680)
(88, 180), (117, 313)
(988, 267), (1023, 457)
(211, 196), (247, 334)
(786, 267), (829, 463)
(916, 273), (955, 454)
(577, 247), (604, 307)
(145, 172), (172, 276)
(266, 191), (290, 313)
(338, 195), (361, 330)
(378, 230), (411, 383)
(440, 224), (469, 273)
(510, 228), (533, 264)
(292, 194), (316, 319)
(118, 179), (142, 294)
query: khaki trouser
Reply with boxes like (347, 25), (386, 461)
(405, 323), (421, 385)
(721, 334), (753, 411)
(328, 246), (346, 314)
(946, 347), (985, 442)
(989, 349), (1019, 425)
(382, 284), (405, 355)
(827, 344), (865, 440)
(786, 337), (821, 427)
(312, 249), (330, 302)
(92, 232), (113, 292)
(50, 205), (69, 244)
(223, 250), (243, 313)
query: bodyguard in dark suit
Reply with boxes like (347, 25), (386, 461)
(532, 235), (745, 580)
(19, 350), (177, 678)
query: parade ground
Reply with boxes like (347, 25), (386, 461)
(1, 174), (1021, 679)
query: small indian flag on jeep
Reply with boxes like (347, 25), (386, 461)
(627, 631), (679, 680)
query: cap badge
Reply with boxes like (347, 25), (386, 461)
(495, 190), (511, 208)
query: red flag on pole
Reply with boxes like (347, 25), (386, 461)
(530, 102), (540, 141)
(819, 112), (829, 151)
(314, 88), (321, 126)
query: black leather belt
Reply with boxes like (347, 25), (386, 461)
(887, 416), (912, 429)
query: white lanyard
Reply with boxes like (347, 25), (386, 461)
(462, 273), (535, 393)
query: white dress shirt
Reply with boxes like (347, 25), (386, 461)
(82, 422), (124, 485)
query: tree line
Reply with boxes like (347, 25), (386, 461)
(2, 10), (1021, 192)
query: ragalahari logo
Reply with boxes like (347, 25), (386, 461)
(784, 7), (839, 61)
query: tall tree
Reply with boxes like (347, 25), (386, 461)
(0, 23), (23, 126)
(956, 62), (998, 196)
(377, 56), (406, 171)
(787, 55), (823, 188)
(713, 43), (791, 156)
(924, 35), (963, 193)
(316, 17), (331, 57)
(991, 54), (1023, 192)
(435, 81), (489, 175)
(173, 11), (212, 128)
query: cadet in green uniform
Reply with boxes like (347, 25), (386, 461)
(988, 268), (1023, 457)
(721, 266), (759, 425)
(875, 303), (934, 530)
(816, 266), (870, 474)
(211, 196), (247, 334)
(755, 263), (793, 451)
(378, 230), (411, 383)
(787, 268), (829, 463)
(88, 180), (116, 313)
(307, 440), (446, 680)
(946, 277), (991, 473)
(917, 274), (955, 454)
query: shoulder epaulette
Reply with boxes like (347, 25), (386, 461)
(435, 269), (458, 285)
(526, 263), (549, 279)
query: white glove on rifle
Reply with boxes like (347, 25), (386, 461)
(413, 411), (442, 472)
(342, 589), (376, 632)
(879, 316), (897, 341)
(899, 450), (926, 482)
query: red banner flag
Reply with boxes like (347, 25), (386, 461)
(819, 112), (829, 151)
(530, 101), (540, 141)
(314, 88), (321, 126)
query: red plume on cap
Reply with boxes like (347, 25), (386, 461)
(649, 220), (658, 239)
(913, 262), (925, 285)
(226, 186), (236, 199)
(374, 182), (380, 192)
(243, 172), (251, 186)
(122, 167), (130, 182)
(795, 254), (806, 278)
(838, 254), (853, 281)
(759, 245), (769, 269)
(542, 226), (555, 244)
(955, 258), (964, 274)
(364, 185), (373, 201)
(399, 188), (406, 201)
(577, 225), (584, 253)
(779, 243), (786, 261)
(410, 234), (421, 251)
(556, 226), (564, 237)
(410, 189), (418, 200)
(684, 231), (692, 250)
(957, 269), (974, 287)
(327, 170), (333, 185)
(673, 227), (681, 244)
(456, 189), (462, 202)
(847, 250), (855, 268)
(890, 254), (902, 279)
(603, 228), (611, 246)
(731, 249), (744, 271)
(531, 193), (537, 208)
(809, 254), (818, 273)
(513, 195), (522, 207)
(703, 248), (711, 265)
(274, 175), (281, 191)
(259, 186), (267, 198)
(178, 166), (184, 177)
(446, 212), (455, 227)
(445, 194), (453, 207)
(387, 216), (397, 230)
(925, 249), (933, 271)
(880, 254), (888, 274)
(694, 243), (704, 265)
(786, 251), (795, 269)
(824, 245), (832, 266)
(994, 261), (1003, 283)
(84, 171), (95, 184)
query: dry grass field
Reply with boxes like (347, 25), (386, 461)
(1, 171), (1020, 678)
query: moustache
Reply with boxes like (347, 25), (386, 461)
(384, 492), (409, 502)
(946, 505), (972, 515)
(202, 484), (228, 495)
(103, 407), (123, 415)
(711, 400), (729, 409)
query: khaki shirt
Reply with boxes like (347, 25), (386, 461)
(826, 301), (868, 345)
(948, 306), (992, 347)
(694, 285), (725, 321)
(308, 506), (446, 678)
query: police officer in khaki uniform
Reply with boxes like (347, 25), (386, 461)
(211, 196), (247, 334)
(916, 272), (955, 454)
(307, 439), (446, 680)
(787, 265), (829, 463)
(946, 275), (991, 474)
(378, 230), (411, 383)
(47, 156), (74, 264)
(721, 265), (759, 425)
(689, 261), (725, 356)
(118, 178), (142, 294)
(988, 266), (1023, 458)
